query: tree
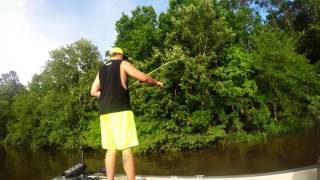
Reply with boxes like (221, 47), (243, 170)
(115, 6), (160, 69)
(254, 0), (320, 64)
(0, 71), (23, 140)
(5, 39), (102, 149)
(251, 27), (320, 126)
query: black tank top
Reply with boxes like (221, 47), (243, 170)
(99, 60), (131, 114)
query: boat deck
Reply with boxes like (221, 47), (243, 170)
(83, 165), (318, 180)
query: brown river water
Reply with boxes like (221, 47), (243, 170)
(0, 129), (319, 180)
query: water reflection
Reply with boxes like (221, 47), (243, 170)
(0, 129), (319, 180)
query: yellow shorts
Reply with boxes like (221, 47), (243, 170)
(100, 110), (139, 150)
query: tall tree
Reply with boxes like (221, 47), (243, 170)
(5, 39), (102, 149)
(0, 71), (23, 140)
(254, 0), (320, 64)
(251, 27), (320, 123)
(115, 6), (160, 68)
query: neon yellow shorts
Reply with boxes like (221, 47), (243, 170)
(100, 110), (139, 150)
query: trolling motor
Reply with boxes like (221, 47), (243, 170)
(59, 147), (87, 179)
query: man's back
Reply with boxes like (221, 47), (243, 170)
(99, 60), (131, 115)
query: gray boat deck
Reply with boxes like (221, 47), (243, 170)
(87, 165), (318, 180)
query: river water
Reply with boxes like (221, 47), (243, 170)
(0, 129), (319, 180)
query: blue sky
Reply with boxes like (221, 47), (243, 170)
(0, 0), (168, 85)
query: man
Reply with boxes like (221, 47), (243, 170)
(90, 47), (163, 180)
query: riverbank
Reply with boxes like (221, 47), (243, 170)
(222, 119), (318, 145)
(135, 120), (318, 154)
(1, 119), (318, 155)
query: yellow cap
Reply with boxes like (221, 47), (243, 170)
(109, 47), (123, 56)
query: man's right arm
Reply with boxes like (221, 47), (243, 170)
(90, 72), (101, 97)
(122, 61), (163, 86)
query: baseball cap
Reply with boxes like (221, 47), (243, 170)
(109, 47), (123, 55)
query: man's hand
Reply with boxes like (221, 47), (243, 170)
(155, 81), (164, 87)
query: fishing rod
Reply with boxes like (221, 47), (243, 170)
(127, 50), (218, 88)
(128, 57), (187, 88)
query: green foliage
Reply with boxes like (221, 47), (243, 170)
(168, 0), (234, 56)
(4, 39), (101, 149)
(190, 110), (211, 133)
(251, 27), (319, 122)
(307, 95), (320, 127)
(256, 0), (320, 63)
(81, 114), (101, 149)
(115, 6), (160, 67)
(0, 71), (24, 140)
(298, 24), (320, 64)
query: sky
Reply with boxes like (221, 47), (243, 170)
(0, 0), (168, 85)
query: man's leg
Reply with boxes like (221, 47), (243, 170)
(122, 148), (136, 180)
(106, 149), (117, 180)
